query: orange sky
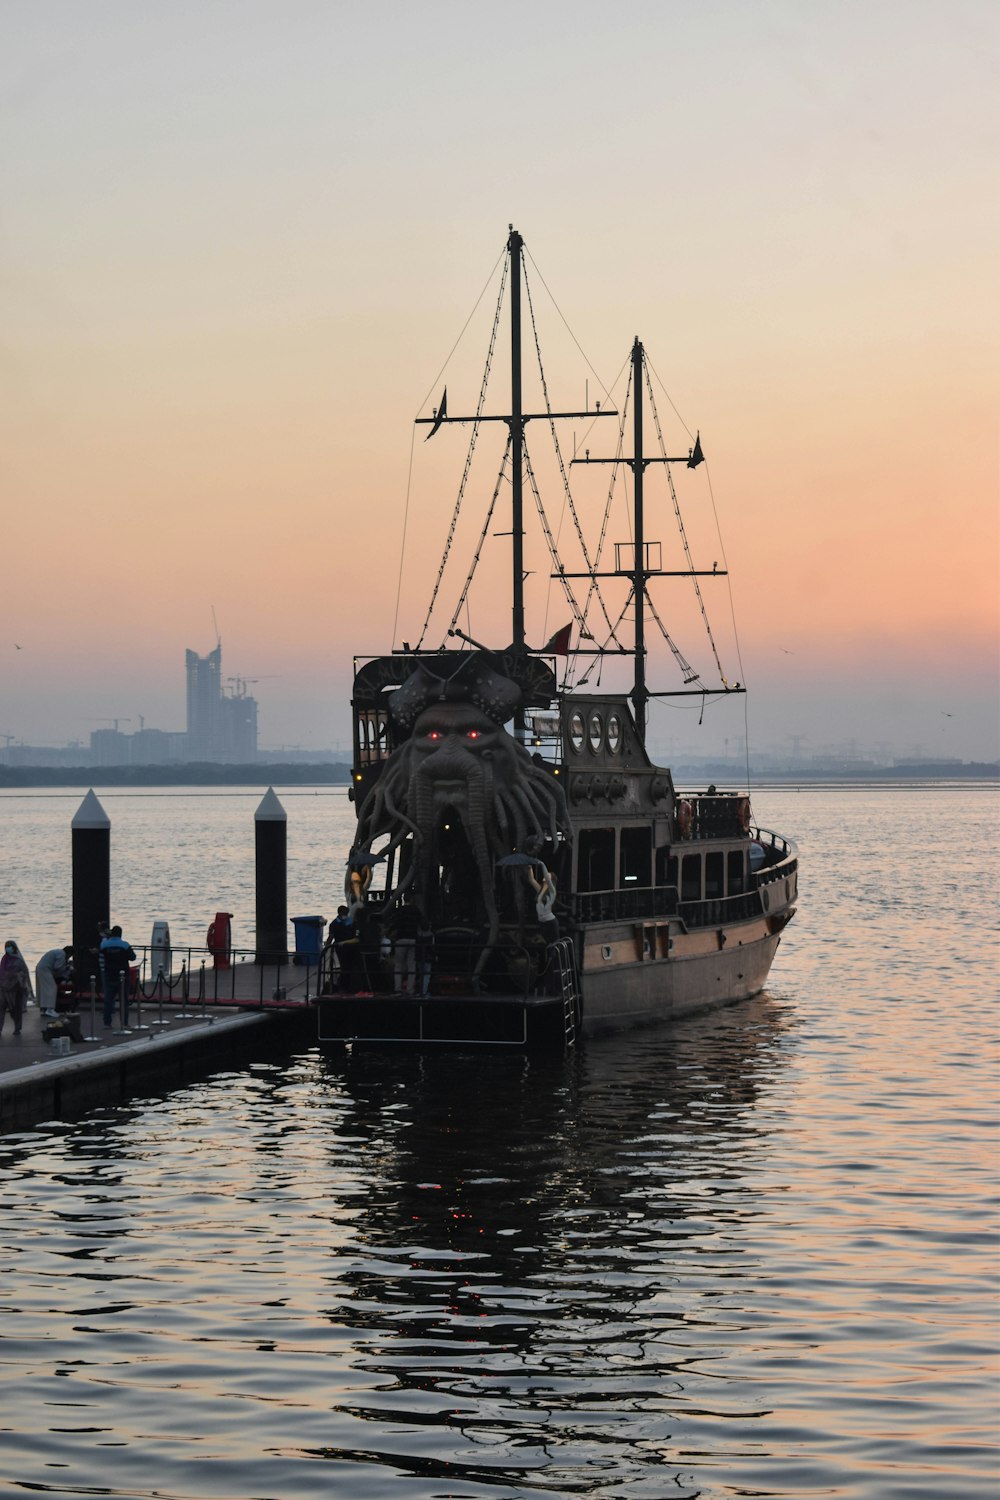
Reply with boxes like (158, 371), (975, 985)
(2, 1), (997, 760)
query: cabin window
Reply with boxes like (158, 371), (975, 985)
(577, 827), (615, 892)
(620, 828), (652, 888)
(655, 852), (679, 890)
(728, 850), (745, 895)
(357, 709), (388, 766)
(606, 713), (622, 754)
(569, 711), (585, 754)
(705, 852), (724, 898)
(588, 712), (604, 754)
(681, 853), (701, 902)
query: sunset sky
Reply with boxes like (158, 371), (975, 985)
(2, 1), (997, 762)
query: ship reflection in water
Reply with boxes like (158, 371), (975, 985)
(312, 999), (787, 1494)
(1, 926), (995, 1500)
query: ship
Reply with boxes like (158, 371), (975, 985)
(318, 227), (798, 1048)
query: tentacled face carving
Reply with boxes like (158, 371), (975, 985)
(351, 655), (570, 957)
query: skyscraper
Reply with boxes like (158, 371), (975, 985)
(185, 644), (257, 762)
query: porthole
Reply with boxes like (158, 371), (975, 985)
(606, 713), (622, 754)
(569, 711), (585, 753)
(601, 945), (613, 960)
(588, 711), (603, 753)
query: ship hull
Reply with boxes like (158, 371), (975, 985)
(316, 910), (789, 1049)
(578, 919), (784, 1036)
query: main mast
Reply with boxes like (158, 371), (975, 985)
(630, 337), (647, 742)
(416, 226), (614, 661)
(509, 227), (525, 653)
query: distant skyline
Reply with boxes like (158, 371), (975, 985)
(2, 2), (997, 762)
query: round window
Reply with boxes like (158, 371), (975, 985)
(569, 711), (585, 753)
(588, 712), (603, 753)
(606, 713), (621, 754)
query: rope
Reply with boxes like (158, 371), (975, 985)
(446, 435), (512, 640)
(415, 254), (509, 650)
(391, 423), (417, 651)
(647, 350), (751, 787)
(644, 361), (728, 686)
(523, 261), (624, 652)
(644, 590), (702, 684)
(703, 458), (753, 791)
(576, 593), (635, 686)
(415, 245), (506, 420)
(524, 245), (614, 405)
(522, 445), (589, 638)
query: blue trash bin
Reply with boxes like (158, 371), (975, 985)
(291, 915), (325, 966)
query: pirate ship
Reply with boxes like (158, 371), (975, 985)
(318, 228), (798, 1047)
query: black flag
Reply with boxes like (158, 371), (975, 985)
(425, 387), (447, 440)
(687, 431), (704, 468)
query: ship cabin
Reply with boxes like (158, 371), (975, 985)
(544, 692), (788, 937)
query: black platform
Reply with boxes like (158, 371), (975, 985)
(316, 991), (569, 1048)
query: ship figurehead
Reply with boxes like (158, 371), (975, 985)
(349, 652), (570, 971)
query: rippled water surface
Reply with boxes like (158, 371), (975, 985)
(0, 785), (997, 1497)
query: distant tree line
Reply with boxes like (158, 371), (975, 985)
(0, 763), (354, 787)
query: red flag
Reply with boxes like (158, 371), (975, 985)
(541, 624), (572, 656)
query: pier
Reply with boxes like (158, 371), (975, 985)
(0, 958), (320, 1133)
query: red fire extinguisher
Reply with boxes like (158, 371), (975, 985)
(207, 911), (233, 969)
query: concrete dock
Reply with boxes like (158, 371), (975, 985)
(0, 965), (320, 1133)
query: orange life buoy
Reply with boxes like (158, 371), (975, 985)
(676, 799), (693, 838)
(736, 797), (751, 833)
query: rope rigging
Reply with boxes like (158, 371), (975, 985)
(414, 253), (509, 651)
(446, 435), (512, 642)
(522, 445), (589, 640)
(643, 360), (729, 687)
(404, 233), (736, 716)
(523, 262), (624, 651)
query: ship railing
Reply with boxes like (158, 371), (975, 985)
(424, 935), (554, 1001)
(88, 945), (322, 1018)
(750, 826), (799, 888)
(572, 875), (795, 930)
(751, 825), (797, 861)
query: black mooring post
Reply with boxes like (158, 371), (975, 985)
(255, 787), (288, 965)
(71, 789), (110, 997)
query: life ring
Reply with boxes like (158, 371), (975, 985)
(676, 799), (693, 838)
(736, 797), (751, 833)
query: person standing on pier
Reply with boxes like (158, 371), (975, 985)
(0, 940), (33, 1036)
(35, 945), (73, 1019)
(329, 906), (362, 993)
(100, 926), (135, 1028)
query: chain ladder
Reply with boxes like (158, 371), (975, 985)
(446, 434), (512, 640)
(522, 447), (589, 638)
(415, 254), (509, 651)
(644, 590), (702, 683)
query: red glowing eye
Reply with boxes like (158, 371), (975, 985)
(428, 731), (440, 741)
(467, 730), (480, 740)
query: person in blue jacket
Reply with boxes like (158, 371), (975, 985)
(100, 926), (135, 1028)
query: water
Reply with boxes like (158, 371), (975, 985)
(0, 784), (997, 1497)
